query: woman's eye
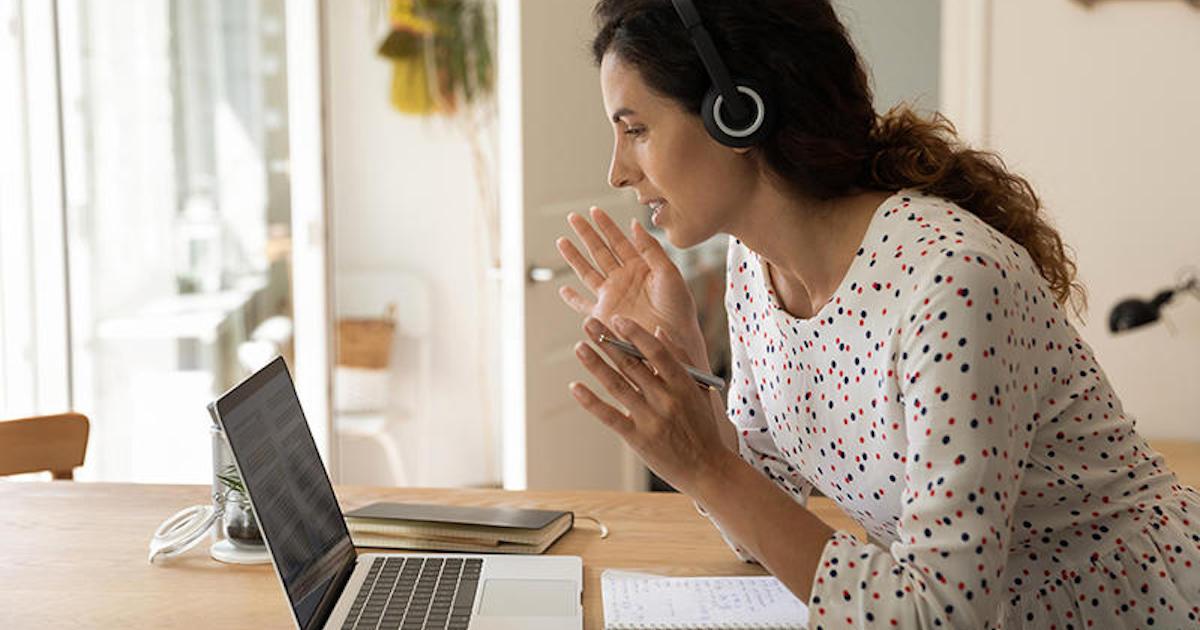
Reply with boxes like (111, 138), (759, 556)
(624, 126), (645, 137)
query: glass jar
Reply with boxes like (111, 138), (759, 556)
(221, 489), (265, 548)
(211, 424), (265, 549)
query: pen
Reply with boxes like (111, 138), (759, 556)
(598, 333), (726, 392)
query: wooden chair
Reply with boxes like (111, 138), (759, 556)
(0, 413), (90, 480)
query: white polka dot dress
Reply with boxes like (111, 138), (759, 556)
(710, 190), (1200, 628)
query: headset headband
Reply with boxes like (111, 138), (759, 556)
(670, 0), (751, 124)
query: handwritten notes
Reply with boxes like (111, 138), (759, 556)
(601, 570), (809, 629)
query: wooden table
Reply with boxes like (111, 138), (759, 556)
(0, 482), (862, 629)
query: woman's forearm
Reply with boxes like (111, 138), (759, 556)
(692, 449), (835, 602)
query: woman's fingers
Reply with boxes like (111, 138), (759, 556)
(568, 382), (635, 439)
(612, 316), (689, 387)
(591, 207), (641, 264)
(556, 236), (605, 292)
(583, 317), (661, 393)
(630, 219), (678, 272)
(558, 286), (596, 315)
(574, 341), (653, 418)
(568, 212), (622, 274)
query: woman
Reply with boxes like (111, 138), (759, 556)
(555, 0), (1200, 627)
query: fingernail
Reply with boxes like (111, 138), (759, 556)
(574, 341), (588, 357)
(655, 326), (663, 338)
(585, 318), (602, 333)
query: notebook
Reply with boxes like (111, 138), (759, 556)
(601, 570), (809, 630)
(343, 501), (574, 554)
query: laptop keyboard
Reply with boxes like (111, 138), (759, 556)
(341, 557), (482, 630)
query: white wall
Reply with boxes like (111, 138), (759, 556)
(834, 0), (941, 112)
(949, 0), (1200, 439)
(324, 0), (499, 487)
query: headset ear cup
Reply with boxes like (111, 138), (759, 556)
(701, 79), (771, 148)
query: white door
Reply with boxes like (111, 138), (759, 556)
(498, 0), (647, 490)
(940, 0), (1200, 438)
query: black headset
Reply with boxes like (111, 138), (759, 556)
(670, 0), (771, 148)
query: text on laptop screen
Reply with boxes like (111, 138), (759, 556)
(215, 358), (355, 629)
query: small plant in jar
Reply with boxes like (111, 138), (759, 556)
(215, 465), (265, 548)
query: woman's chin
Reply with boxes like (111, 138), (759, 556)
(663, 226), (705, 250)
(656, 211), (717, 249)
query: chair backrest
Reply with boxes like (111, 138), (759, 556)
(0, 413), (90, 480)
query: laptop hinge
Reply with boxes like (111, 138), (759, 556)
(307, 550), (360, 630)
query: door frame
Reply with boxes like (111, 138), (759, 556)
(286, 0), (336, 472)
(939, 0), (992, 148)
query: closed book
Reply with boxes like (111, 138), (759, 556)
(343, 502), (573, 554)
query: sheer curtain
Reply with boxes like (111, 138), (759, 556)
(0, 0), (298, 483)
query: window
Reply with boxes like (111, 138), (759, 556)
(1, 0), (301, 483)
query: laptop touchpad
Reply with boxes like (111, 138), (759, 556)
(477, 579), (577, 616)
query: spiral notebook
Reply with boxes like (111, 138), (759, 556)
(601, 570), (809, 629)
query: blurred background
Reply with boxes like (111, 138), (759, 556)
(1, 0), (1196, 491)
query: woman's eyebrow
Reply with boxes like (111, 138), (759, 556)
(610, 107), (636, 123)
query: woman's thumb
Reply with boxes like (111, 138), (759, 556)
(631, 220), (675, 269)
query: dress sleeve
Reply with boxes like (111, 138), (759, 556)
(806, 251), (1040, 629)
(695, 240), (815, 563)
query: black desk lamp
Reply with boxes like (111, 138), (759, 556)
(1108, 272), (1199, 333)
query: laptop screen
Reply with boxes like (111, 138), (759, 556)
(212, 357), (356, 630)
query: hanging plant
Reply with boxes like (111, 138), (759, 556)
(377, 0), (495, 115)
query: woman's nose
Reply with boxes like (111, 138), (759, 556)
(608, 145), (639, 189)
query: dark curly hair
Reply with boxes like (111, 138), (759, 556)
(592, 0), (1086, 314)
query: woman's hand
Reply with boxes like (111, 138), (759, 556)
(569, 315), (734, 496)
(556, 207), (708, 367)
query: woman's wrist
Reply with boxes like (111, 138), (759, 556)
(688, 445), (745, 506)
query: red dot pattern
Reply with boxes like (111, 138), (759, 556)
(708, 190), (1200, 628)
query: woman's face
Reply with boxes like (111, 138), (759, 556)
(600, 53), (758, 248)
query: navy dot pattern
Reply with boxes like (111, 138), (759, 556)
(708, 190), (1200, 628)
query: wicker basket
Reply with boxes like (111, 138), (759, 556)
(336, 304), (397, 369)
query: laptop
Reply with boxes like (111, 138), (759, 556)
(207, 356), (583, 630)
